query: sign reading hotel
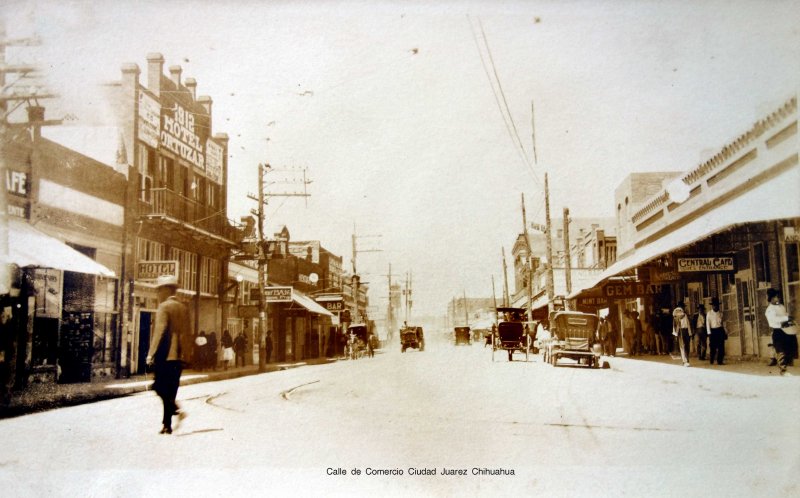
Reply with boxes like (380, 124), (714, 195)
(161, 103), (205, 172)
(138, 91), (161, 148)
(677, 257), (735, 272)
(264, 286), (293, 302)
(137, 260), (179, 281)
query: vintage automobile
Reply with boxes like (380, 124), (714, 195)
(542, 311), (605, 368)
(454, 326), (471, 346)
(400, 326), (425, 352)
(491, 307), (532, 362)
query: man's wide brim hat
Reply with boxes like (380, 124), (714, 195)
(711, 297), (721, 306)
(767, 288), (779, 300)
(156, 274), (179, 288)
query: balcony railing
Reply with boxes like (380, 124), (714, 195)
(139, 188), (242, 243)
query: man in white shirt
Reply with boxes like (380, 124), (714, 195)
(765, 288), (795, 376)
(706, 297), (725, 365)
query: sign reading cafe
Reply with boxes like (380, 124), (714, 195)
(677, 257), (735, 272)
(161, 103), (205, 171)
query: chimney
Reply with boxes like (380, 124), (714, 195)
(184, 77), (197, 100)
(168, 65), (182, 87)
(146, 53), (164, 97)
(198, 95), (212, 120)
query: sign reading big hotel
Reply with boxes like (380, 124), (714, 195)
(677, 256), (735, 272)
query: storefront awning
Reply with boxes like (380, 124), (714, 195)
(291, 290), (334, 316)
(5, 218), (116, 277)
(570, 162), (800, 298)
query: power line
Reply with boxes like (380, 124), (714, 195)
(467, 15), (536, 184)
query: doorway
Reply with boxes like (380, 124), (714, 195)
(735, 251), (759, 356)
(137, 311), (154, 374)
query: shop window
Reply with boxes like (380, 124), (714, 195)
(753, 242), (771, 287)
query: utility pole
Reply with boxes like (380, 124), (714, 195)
(563, 207), (572, 299)
(462, 289), (469, 326)
(491, 275), (499, 325)
(247, 162), (312, 371)
(544, 172), (555, 311)
(521, 193), (534, 325)
(501, 247), (510, 306)
(351, 225), (381, 324)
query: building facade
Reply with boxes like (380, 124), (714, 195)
(111, 54), (240, 375)
(572, 95), (799, 359)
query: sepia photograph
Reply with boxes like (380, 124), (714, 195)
(0, 0), (798, 496)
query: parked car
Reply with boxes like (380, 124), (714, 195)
(542, 311), (605, 368)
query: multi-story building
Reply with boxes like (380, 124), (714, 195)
(109, 54), (241, 375)
(4, 108), (125, 386)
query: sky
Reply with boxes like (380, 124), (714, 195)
(3, 0), (799, 318)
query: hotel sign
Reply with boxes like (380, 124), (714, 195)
(677, 256), (735, 272)
(161, 103), (205, 171)
(137, 260), (179, 281)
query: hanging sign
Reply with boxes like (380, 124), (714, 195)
(677, 256), (735, 272)
(603, 282), (666, 298)
(264, 286), (292, 302)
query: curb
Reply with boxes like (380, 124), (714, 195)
(0, 358), (339, 420)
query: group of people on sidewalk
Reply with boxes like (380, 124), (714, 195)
(671, 298), (726, 367)
(596, 291), (797, 373)
(191, 329), (249, 371)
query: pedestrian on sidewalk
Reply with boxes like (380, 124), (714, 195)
(673, 301), (692, 367)
(631, 310), (643, 356)
(706, 297), (726, 365)
(221, 330), (234, 371)
(694, 304), (708, 361)
(765, 288), (795, 376)
(622, 311), (635, 356)
(265, 330), (273, 364)
(146, 275), (189, 435)
(207, 331), (218, 371)
(234, 331), (247, 367)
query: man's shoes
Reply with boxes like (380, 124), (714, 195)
(159, 426), (172, 435)
(683, 362), (691, 367)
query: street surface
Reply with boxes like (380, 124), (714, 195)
(1, 335), (798, 497)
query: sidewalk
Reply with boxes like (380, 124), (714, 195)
(614, 350), (789, 376)
(0, 358), (338, 419)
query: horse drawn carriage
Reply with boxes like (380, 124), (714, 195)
(491, 307), (536, 362)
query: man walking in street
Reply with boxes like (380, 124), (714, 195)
(146, 275), (190, 435)
(706, 297), (725, 366)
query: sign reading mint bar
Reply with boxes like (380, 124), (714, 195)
(264, 286), (292, 302)
(677, 257), (735, 272)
